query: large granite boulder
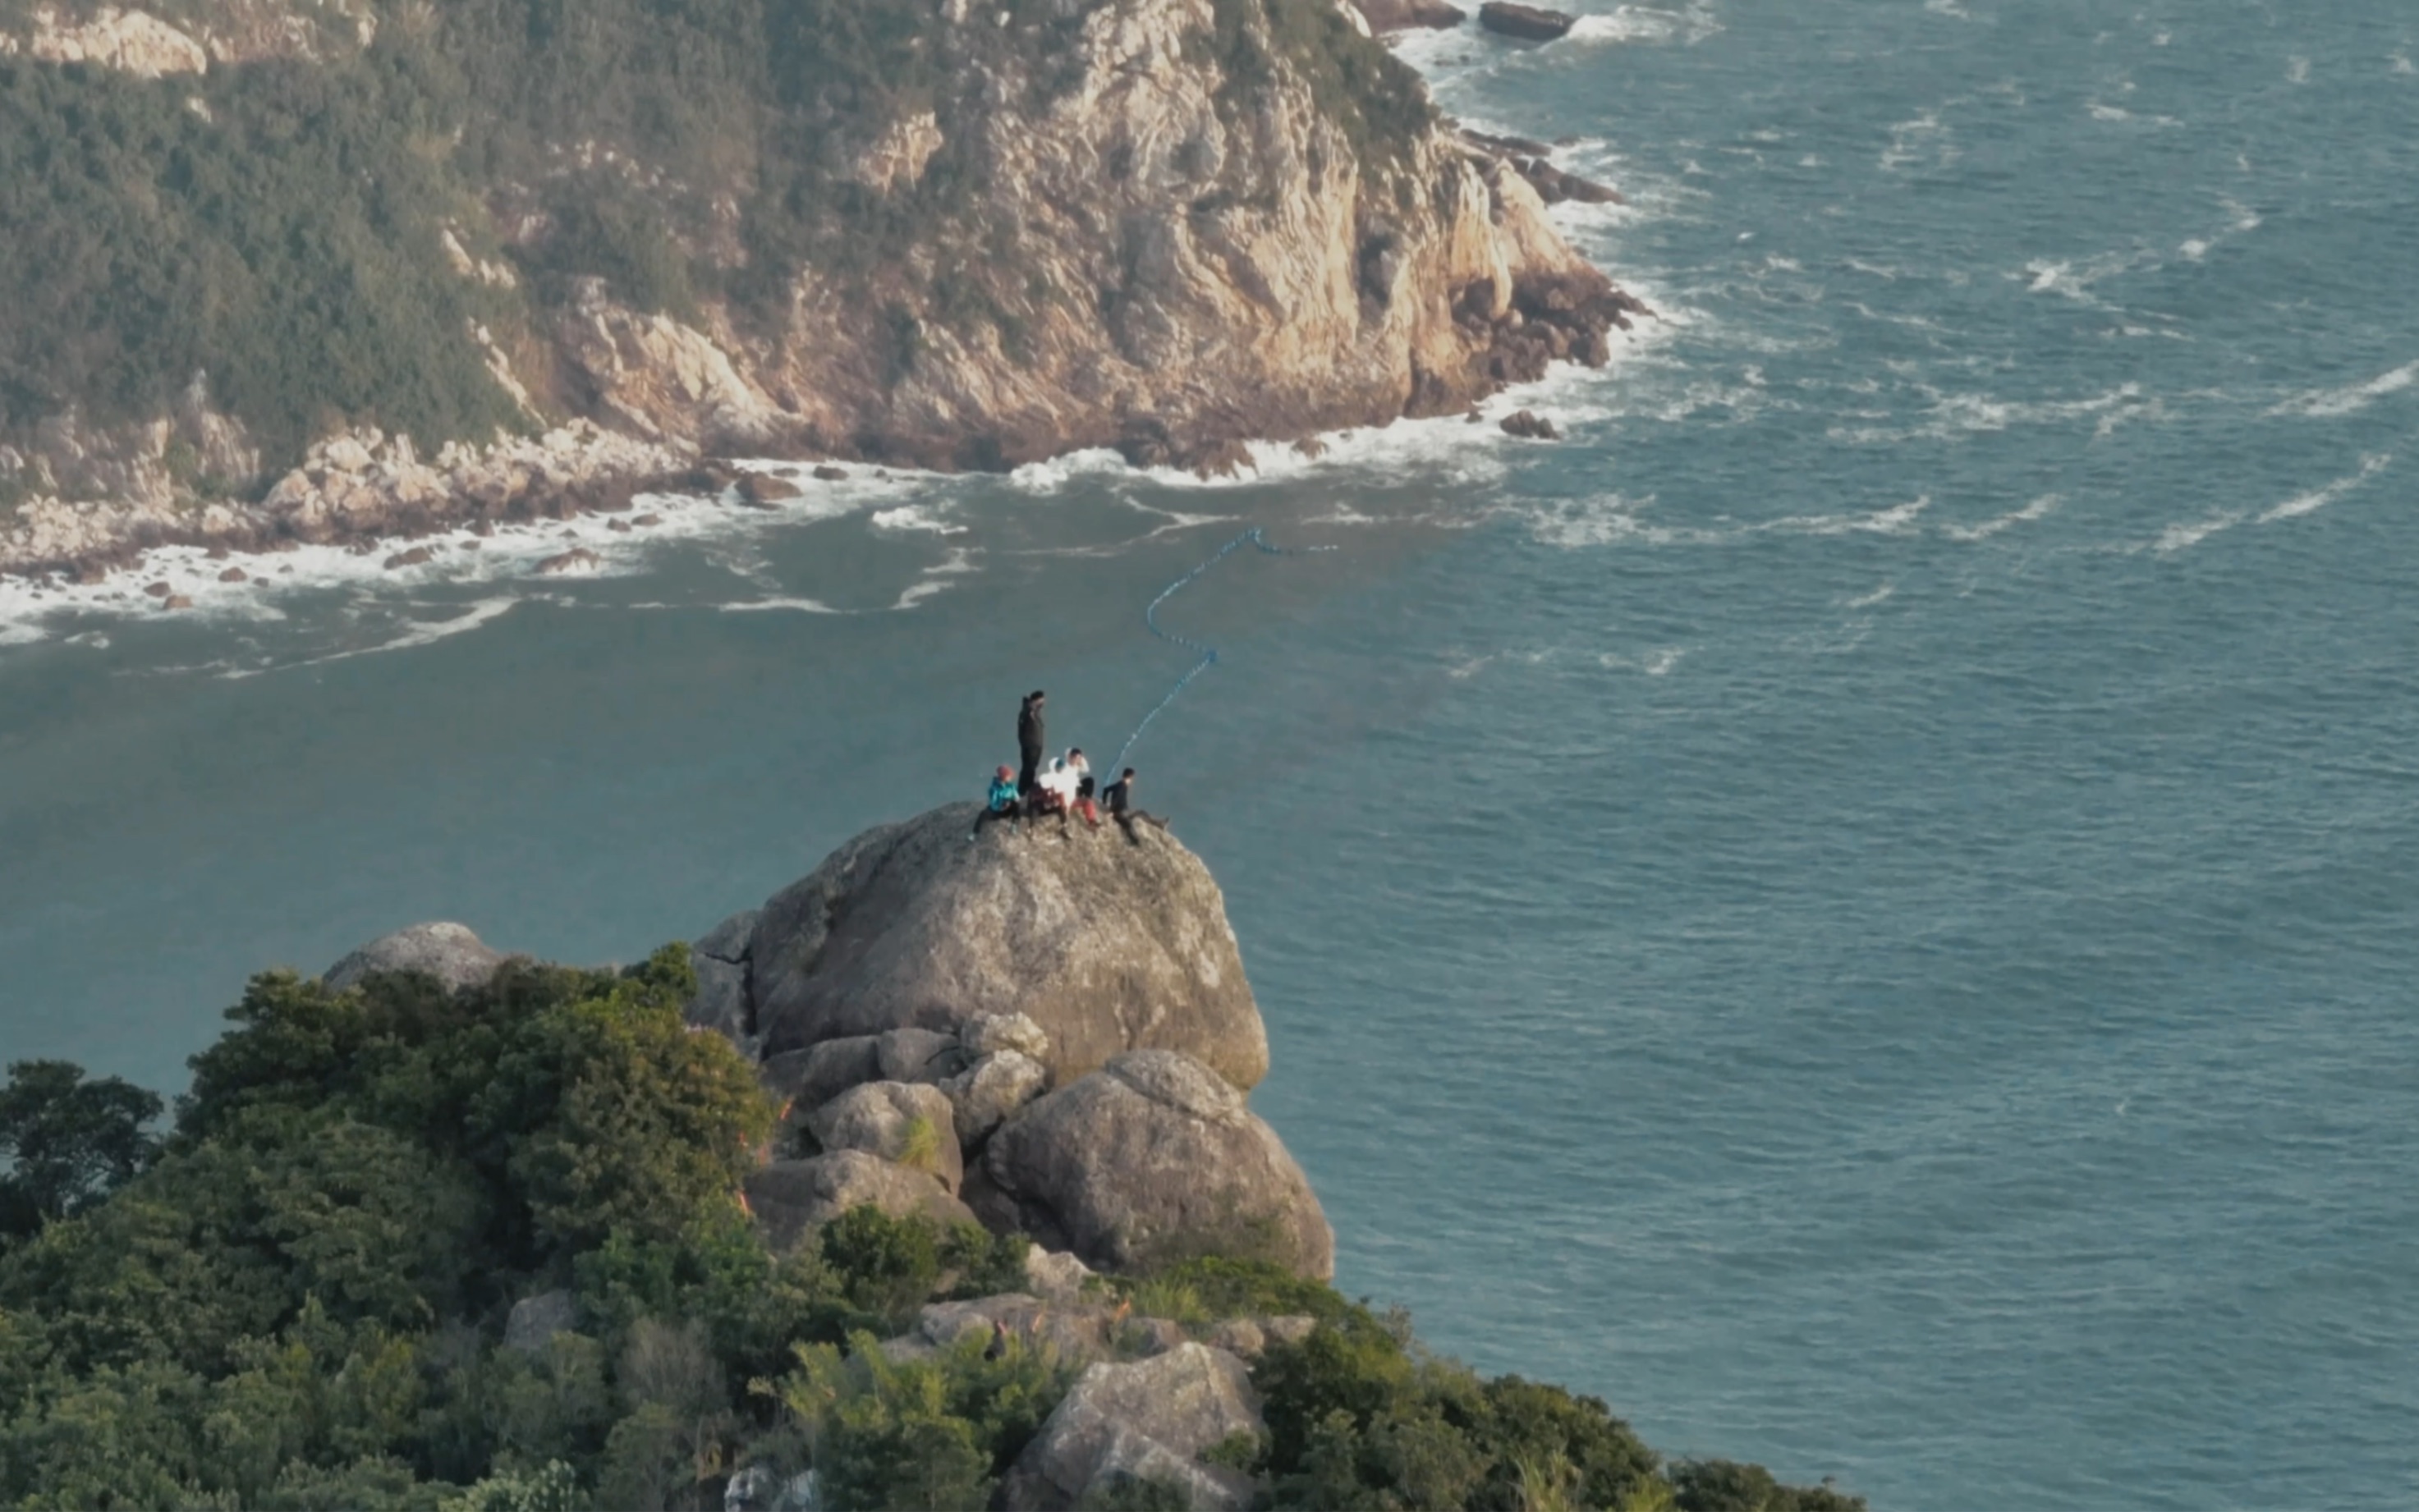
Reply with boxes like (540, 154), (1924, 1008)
(748, 804), (1269, 1091)
(324, 922), (507, 994)
(743, 1151), (975, 1253)
(941, 1049), (1051, 1147)
(1003, 1343), (1263, 1511)
(684, 909), (757, 1048)
(1353, 0), (1466, 30)
(759, 1035), (881, 1116)
(983, 1052), (1333, 1279)
(806, 1081), (963, 1195)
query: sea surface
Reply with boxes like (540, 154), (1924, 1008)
(5, 2), (2417, 1505)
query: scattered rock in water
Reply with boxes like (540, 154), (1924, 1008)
(738, 471), (801, 504)
(1479, 1), (1577, 40)
(806, 1080), (964, 1194)
(607, 518), (631, 533)
(1514, 157), (1622, 205)
(747, 804), (1269, 1091)
(983, 1050), (1334, 1279)
(469, 519), (495, 538)
(632, 512), (662, 526)
(1499, 409), (1560, 440)
(383, 547), (434, 570)
(217, 566), (248, 584)
(812, 464), (849, 482)
(161, 593), (193, 610)
(144, 580), (172, 597)
(204, 544), (232, 561)
(1003, 1343), (1264, 1512)
(744, 1150), (976, 1252)
(534, 547), (601, 575)
(324, 921), (509, 994)
(1290, 436), (1329, 460)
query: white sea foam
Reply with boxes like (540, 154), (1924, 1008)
(2258, 454), (2392, 523)
(718, 596), (846, 614)
(1942, 493), (2062, 541)
(2268, 362), (2417, 418)
(1844, 583), (1896, 609)
(1598, 647), (1689, 675)
(218, 597), (523, 679)
(1829, 383), (2158, 445)
(2394, 52), (2416, 76)
(2179, 238), (2210, 261)
(0, 462), (932, 650)
(2287, 56), (2311, 84)
(1881, 109), (1959, 173)
(870, 503), (966, 535)
(2153, 511), (2243, 555)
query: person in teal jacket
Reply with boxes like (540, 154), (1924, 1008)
(971, 765), (1022, 838)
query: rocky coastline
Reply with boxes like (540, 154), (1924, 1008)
(0, 0), (1646, 588)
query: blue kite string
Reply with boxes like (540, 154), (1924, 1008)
(1106, 528), (1335, 777)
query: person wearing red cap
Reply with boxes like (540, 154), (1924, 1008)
(971, 763), (1023, 838)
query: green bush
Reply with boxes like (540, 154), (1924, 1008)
(0, 943), (1861, 1510)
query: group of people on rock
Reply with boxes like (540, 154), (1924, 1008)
(971, 689), (1168, 841)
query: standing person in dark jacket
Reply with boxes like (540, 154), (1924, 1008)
(1017, 690), (1046, 795)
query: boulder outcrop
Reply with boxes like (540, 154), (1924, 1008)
(684, 908), (757, 1048)
(982, 1051), (1334, 1280)
(747, 804), (1269, 1091)
(805, 1081), (964, 1195)
(1003, 1343), (1264, 1512)
(743, 1150), (977, 1253)
(324, 922), (508, 994)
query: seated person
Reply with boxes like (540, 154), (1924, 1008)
(1101, 767), (1168, 839)
(971, 764), (1022, 836)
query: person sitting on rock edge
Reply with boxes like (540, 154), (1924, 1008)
(971, 764), (1022, 838)
(1102, 767), (1168, 842)
(1017, 690), (1046, 796)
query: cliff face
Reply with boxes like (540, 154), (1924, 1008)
(0, 0), (1641, 576)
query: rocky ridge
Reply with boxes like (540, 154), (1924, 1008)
(326, 800), (1335, 1288)
(0, 0), (1646, 583)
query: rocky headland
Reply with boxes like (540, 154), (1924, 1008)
(0, 0), (1646, 583)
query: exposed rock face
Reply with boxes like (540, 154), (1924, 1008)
(3, 0), (1646, 580)
(806, 1081), (965, 1195)
(941, 1049), (1052, 1147)
(984, 1051), (1334, 1279)
(1005, 1343), (1263, 1512)
(324, 922), (508, 994)
(743, 1150), (977, 1253)
(503, 1290), (578, 1355)
(760, 1035), (883, 1117)
(1351, 0), (1467, 32)
(748, 804), (1269, 1092)
(684, 909), (758, 1049)
(1479, 2), (1577, 41)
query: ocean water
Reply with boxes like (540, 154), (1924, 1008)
(4, 2), (2417, 1505)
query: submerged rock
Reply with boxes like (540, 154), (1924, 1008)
(748, 804), (1269, 1091)
(324, 921), (507, 994)
(984, 1051), (1333, 1280)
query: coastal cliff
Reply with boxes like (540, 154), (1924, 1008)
(0, 0), (1642, 580)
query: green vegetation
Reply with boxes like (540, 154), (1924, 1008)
(0, 954), (1861, 1509)
(0, 0), (1439, 482)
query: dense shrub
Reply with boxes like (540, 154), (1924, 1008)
(0, 954), (1861, 1510)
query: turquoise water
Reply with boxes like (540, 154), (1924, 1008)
(5, 2), (2417, 1505)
